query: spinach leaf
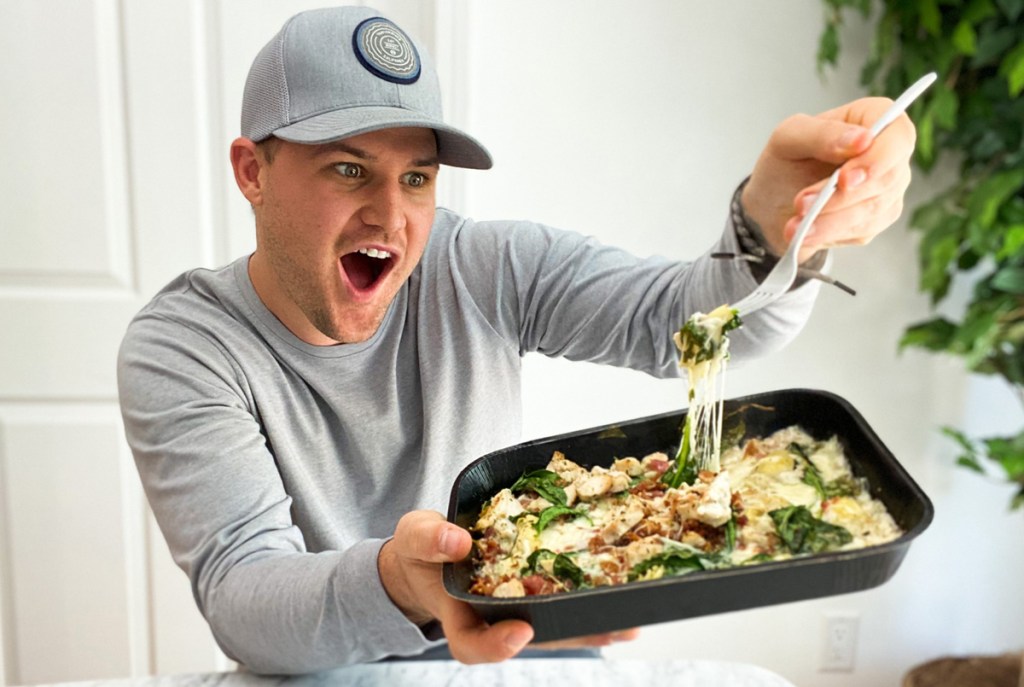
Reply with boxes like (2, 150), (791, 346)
(552, 554), (586, 589)
(628, 551), (708, 581)
(793, 444), (862, 500)
(822, 475), (861, 499)
(524, 549), (586, 589)
(663, 413), (699, 488)
(511, 469), (567, 506)
(801, 458), (829, 500)
(742, 552), (775, 565)
(769, 505), (852, 554)
(676, 310), (742, 366)
(524, 549), (554, 573)
(534, 505), (590, 533)
(724, 516), (737, 552)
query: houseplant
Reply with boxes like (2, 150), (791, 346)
(817, 0), (1024, 512)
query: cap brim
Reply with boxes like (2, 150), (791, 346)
(270, 106), (492, 170)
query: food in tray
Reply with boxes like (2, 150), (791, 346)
(467, 424), (902, 597)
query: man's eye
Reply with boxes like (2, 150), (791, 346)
(335, 163), (362, 178)
(405, 172), (427, 188)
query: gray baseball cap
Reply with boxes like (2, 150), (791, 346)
(241, 6), (492, 170)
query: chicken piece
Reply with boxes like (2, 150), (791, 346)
(492, 578), (526, 598)
(612, 457), (643, 477)
(669, 471), (732, 528)
(474, 488), (524, 531)
(547, 451), (587, 483)
(576, 471), (613, 500)
(622, 537), (666, 569)
(600, 497), (646, 544)
(576, 465), (631, 500)
(696, 471), (732, 527)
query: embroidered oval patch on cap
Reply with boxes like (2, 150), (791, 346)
(353, 17), (421, 84)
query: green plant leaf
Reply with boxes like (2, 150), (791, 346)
(818, 23), (841, 70)
(899, 318), (958, 352)
(968, 0), (1000, 20)
(919, 0), (942, 36)
(999, 40), (1024, 97)
(957, 455), (987, 473)
(954, 305), (1002, 368)
(942, 426), (977, 452)
(916, 214), (965, 302)
(952, 20), (978, 55)
(985, 431), (1024, 479)
(929, 85), (960, 131)
(998, 225), (1024, 260)
(971, 25), (1019, 67)
(996, 0), (1024, 20)
(968, 170), (1024, 229)
(915, 109), (937, 169)
(991, 266), (1024, 294)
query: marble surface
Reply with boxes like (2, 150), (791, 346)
(39, 659), (797, 687)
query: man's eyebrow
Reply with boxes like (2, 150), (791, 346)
(312, 141), (440, 167)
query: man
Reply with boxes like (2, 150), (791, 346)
(117, 5), (915, 674)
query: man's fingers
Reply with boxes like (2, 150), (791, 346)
(443, 605), (534, 664)
(532, 628), (641, 650)
(768, 113), (872, 166)
(393, 510), (472, 563)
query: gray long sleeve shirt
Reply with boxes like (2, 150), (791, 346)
(116, 208), (820, 674)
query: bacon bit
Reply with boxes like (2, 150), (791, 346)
(600, 559), (624, 575)
(522, 575), (559, 596)
(743, 440), (762, 458)
(646, 459), (670, 475)
(632, 520), (667, 539)
(681, 519), (725, 550)
(631, 482), (667, 499)
(474, 536), (502, 563)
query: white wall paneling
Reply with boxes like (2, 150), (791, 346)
(0, 405), (146, 684)
(0, 1), (133, 292)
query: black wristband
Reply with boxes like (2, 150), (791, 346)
(730, 177), (828, 286)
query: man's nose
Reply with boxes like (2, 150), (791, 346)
(359, 182), (406, 235)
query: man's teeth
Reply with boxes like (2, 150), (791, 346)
(357, 248), (391, 259)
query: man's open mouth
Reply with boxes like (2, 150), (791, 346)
(340, 248), (394, 291)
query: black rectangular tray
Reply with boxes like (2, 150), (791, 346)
(444, 388), (933, 642)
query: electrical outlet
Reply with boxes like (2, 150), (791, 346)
(821, 612), (859, 672)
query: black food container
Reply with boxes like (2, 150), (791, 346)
(444, 388), (933, 642)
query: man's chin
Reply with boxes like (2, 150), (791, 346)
(312, 313), (386, 345)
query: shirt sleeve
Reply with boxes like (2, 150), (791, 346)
(448, 208), (822, 376)
(117, 315), (439, 674)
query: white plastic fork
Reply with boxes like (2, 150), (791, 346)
(731, 71), (938, 317)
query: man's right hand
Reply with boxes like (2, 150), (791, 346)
(378, 510), (535, 663)
(377, 510), (638, 663)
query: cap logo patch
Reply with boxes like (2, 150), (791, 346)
(353, 17), (420, 84)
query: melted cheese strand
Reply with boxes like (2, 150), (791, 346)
(675, 304), (738, 473)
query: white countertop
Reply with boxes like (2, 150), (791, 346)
(24, 658), (797, 687)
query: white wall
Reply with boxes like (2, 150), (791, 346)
(455, 2), (1024, 686)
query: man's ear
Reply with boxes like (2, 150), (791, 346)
(230, 137), (264, 206)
